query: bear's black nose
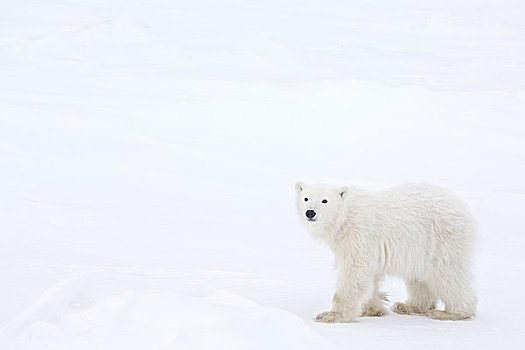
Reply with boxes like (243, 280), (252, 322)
(305, 210), (316, 219)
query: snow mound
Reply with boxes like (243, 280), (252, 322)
(1, 276), (339, 350)
(2, 273), (94, 335)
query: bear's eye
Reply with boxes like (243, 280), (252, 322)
(322, 199), (328, 204)
(304, 198), (308, 202)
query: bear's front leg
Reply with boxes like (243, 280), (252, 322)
(315, 265), (374, 323)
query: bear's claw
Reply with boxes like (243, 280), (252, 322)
(314, 311), (356, 323)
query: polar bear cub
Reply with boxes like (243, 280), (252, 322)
(295, 182), (476, 322)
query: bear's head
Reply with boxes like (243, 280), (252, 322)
(295, 182), (348, 228)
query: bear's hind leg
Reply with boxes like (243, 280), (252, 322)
(426, 270), (476, 321)
(392, 279), (436, 315)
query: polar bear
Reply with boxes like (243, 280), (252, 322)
(295, 182), (476, 322)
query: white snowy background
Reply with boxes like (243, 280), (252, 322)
(1, 0), (524, 349)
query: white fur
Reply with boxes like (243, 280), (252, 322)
(295, 182), (477, 322)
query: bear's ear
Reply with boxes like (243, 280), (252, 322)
(338, 186), (349, 199)
(295, 181), (306, 194)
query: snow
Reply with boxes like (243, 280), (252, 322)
(1, 0), (524, 349)
(2, 274), (337, 350)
